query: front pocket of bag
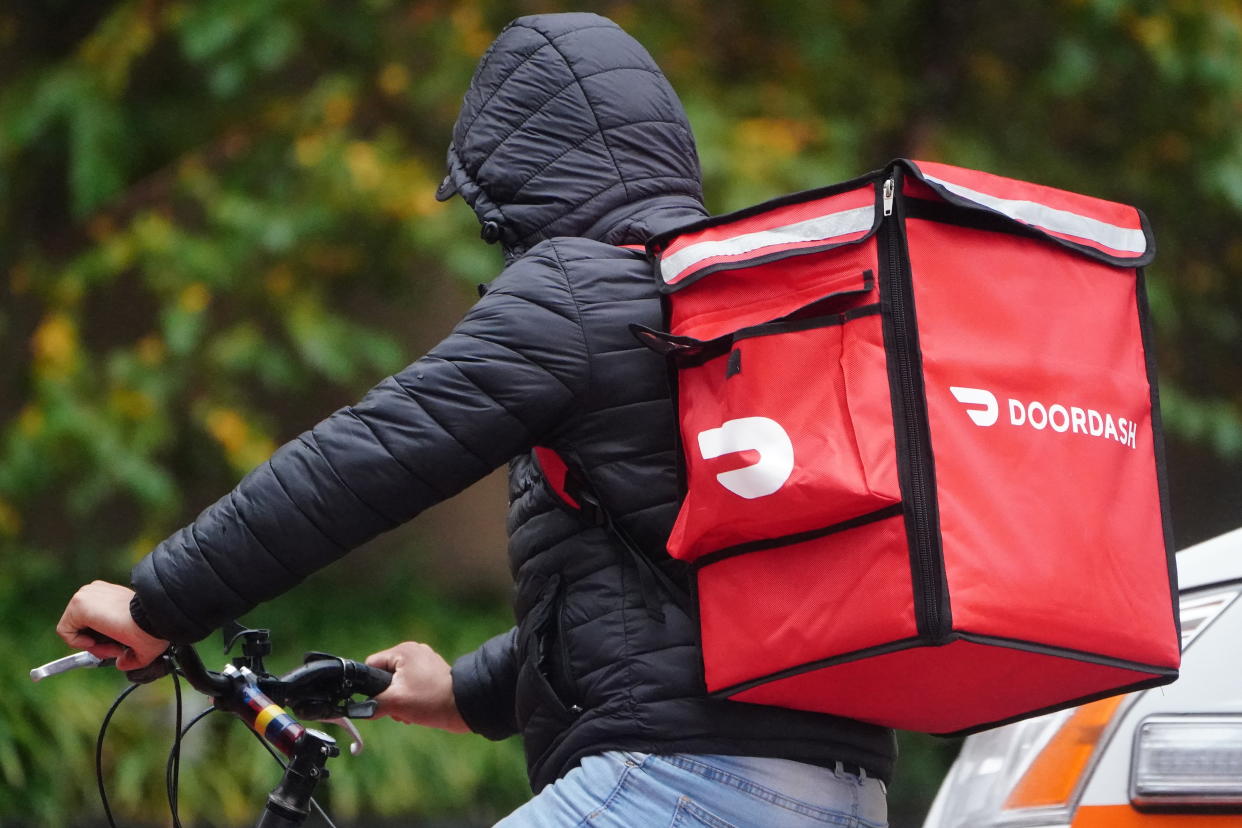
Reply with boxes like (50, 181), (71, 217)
(667, 306), (900, 562)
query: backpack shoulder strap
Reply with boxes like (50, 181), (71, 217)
(530, 446), (690, 621)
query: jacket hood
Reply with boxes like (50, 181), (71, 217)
(437, 13), (705, 256)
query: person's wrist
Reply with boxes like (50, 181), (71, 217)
(128, 593), (161, 638)
(435, 666), (467, 732)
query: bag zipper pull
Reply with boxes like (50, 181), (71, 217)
(883, 177), (895, 217)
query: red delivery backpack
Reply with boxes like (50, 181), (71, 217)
(633, 159), (1180, 735)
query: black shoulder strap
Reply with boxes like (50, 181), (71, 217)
(531, 447), (691, 621)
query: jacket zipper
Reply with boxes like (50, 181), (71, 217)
(882, 174), (945, 639)
(555, 597), (583, 714)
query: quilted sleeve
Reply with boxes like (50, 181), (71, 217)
(131, 252), (589, 643)
(451, 627), (519, 740)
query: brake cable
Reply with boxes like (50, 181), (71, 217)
(96, 683), (140, 828)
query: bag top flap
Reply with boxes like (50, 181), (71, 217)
(648, 160), (1154, 295)
(649, 173), (882, 293)
(901, 159), (1155, 267)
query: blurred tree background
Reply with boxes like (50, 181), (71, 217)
(2, 0), (1241, 824)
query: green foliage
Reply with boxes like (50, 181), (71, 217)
(3, 0), (1242, 823)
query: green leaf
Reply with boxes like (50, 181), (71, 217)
(67, 90), (128, 215)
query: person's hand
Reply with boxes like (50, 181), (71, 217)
(56, 581), (169, 670)
(365, 641), (469, 733)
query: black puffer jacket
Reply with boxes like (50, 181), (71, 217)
(130, 13), (896, 791)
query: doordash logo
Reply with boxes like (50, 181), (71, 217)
(696, 417), (794, 499)
(949, 386), (1138, 450)
(948, 386), (999, 426)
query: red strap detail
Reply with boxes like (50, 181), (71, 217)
(533, 446), (581, 510)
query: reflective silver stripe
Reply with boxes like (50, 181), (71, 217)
(922, 174), (1147, 255)
(661, 205), (874, 284)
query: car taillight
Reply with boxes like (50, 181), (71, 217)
(1130, 715), (1242, 810)
(1003, 695), (1127, 812)
(922, 706), (1103, 828)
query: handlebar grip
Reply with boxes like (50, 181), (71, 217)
(345, 661), (392, 697)
(79, 627), (122, 647)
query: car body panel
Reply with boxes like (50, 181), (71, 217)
(1176, 527), (1242, 591)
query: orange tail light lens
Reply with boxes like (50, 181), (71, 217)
(1003, 694), (1128, 810)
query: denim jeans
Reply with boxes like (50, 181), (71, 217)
(494, 752), (888, 827)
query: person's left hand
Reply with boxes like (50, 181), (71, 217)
(365, 641), (469, 733)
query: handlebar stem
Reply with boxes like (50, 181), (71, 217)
(255, 729), (340, 828)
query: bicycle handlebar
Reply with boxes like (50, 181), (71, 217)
(33, 627), (394, 828)
(32, 640), (393, 749)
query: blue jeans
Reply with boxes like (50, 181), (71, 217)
(494, 752), (888, 827)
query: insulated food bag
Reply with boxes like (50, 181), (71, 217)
(636, 159), (1180, 734)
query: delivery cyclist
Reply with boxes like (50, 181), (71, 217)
(56, 13), (891, 826)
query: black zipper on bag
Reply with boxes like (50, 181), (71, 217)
(880, 171), (951, 641)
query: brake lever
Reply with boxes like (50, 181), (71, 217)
(31, 650), (172, 684)
(30, 651), (114, 681)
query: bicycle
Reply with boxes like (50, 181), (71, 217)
(31, 624), (392, 828)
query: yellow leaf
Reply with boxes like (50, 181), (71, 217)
(346, 141), (382, 191)
(110, 388), (155, 420)
(387, 189), (444, 220)
(205, 408), (249, 456)
(1130, 14), (1172, 51)
(0, 497), (21, 537)
(204, 408), (275, 473)
(735, 118), (817, 159)
(102, 235), (137, 272)
(324, 93), (355, 128)
(137, 334), (166, 366)
(295, 133), (325, 168)
(179, 282), (211, 313)
(451, 6), (492, 57)
(239, 436), (277, 472)
(378, 62), (410, 96)
(17, 405), (43, 437)
(133, 211), (175, 256)
(78, 3), (156, 94)
(31, 312), (78, 376)
(129, 533), (161, 564)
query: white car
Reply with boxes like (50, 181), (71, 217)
(923, 527), (1242, 827)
